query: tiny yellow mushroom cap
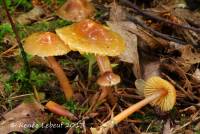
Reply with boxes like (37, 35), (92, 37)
(144, 76), (176, 111)
(24, 32), (71, 57)
(56, 19), (125, 56)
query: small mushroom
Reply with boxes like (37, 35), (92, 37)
(46, 101), (77, 121)
(24, 32), (73, 99)
(56, 0), (95, 22)
(90, 76), (176, 134)
(56, 19), (125, 87)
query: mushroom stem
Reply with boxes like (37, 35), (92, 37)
(96, 55), (121, 87)
(46, 101), (77, 121)
(98, 87), (112, 102)
(47, 56), (73, 99)
(96, 55), (112, 74)
(90, 89), (167, 134)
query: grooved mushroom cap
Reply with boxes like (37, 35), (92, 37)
(56, 19), (125, 56)
(56, 0), (94, 22)
(24, 32), (70, 57)
(97, 72), (121, 86)
(144, 76), (176, 111)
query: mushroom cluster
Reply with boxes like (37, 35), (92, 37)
(24, 19), (125, 100)
(56, 19), (125, 100)
(23, 18), (177, 134)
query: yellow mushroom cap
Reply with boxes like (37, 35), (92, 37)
(56, 19), (125, 56)
(144, 76), (176, 111)
(24, 32), (70, 57)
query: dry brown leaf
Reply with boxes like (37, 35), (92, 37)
(143, 61), (160, 80)
(108, 2), (140, 69)
(107, 21), (138, 63)
(109, 2), (126, 21)
(0, 101), (48, 134)
(16, 7), (45, 25)
(179, 45), (200, 64)
(192, 68), (200, 83)
(107, 21), (141, 78)
(163, 119), (172, 134)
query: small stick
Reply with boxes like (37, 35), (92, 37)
(2, 0), (30, 79)
(127, 14), (186, 44)
(120, 0), (200, 33)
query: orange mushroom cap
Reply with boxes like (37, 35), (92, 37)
(24, 32), (70, 57)
(56, 0), (95, 22)
(97, 72), (120, 86)
(144, 76), (176, 111)
(56, 19), (125, 56)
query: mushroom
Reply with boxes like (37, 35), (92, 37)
(46, 101), (77, 121)
(56, 0), (95, 22)
(56, 19), (125, 87)
(24, 32), (73, 99)
(90, 76), (176, 134)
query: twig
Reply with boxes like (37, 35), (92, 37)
(102, 103), (117, 123)
(2, 0), (30, 79)
(10, 93), (33, 100)
(0, 44), (18, 57)
(119, 0), (200, 33)
(127, 14), (186, 44)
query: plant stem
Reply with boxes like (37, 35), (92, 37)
(2, 0), (30, 79)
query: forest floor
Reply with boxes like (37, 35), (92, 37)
(1, 0), (200, 134)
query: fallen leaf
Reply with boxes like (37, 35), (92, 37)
(16, 7), (45, 25)
(109, 2), (126, 21)
(107, 21), (141, 78)
(163, 119), (172, 134)
(0, 101), (48, 134)
(179, 45), (200, 65)
(192, 68), (200, 83)
(143, 61), (160, 80)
